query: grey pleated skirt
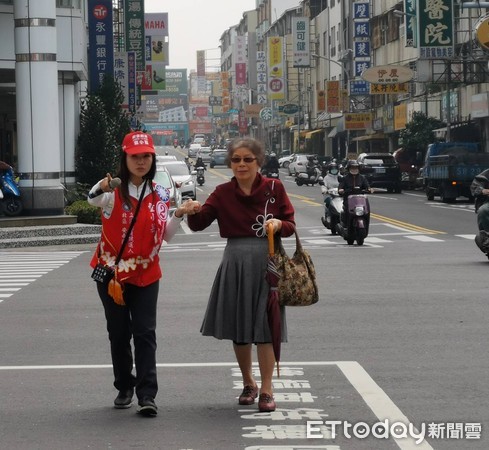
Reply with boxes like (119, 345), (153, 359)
(200, 237), (287, 344)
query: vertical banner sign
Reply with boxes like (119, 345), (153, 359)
(88, 0), (113, 93)
(197, 50), (206, 93)
(326, 81), (341, 113)
(292, 17), (310, 68)
(267, 37), (285, 101)
(114, 52), (129, 108)
(235, 36), (247, 85)
(238, 110), (248, 134)
(256, 51), (267, 104)
(127, 51), (136, 111)
(124, 0), (145, 71)
(417, 0), (453, 59)
(404, 0), (417, 47)
(144, 12), (168, 92)
(221, 71), (230, 113)
(352, 0), (370, 101)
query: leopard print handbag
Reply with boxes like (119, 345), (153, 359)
(274, 229), (319, 307)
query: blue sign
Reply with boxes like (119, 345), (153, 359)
(88, 0), (114, 93)
(355, 60), (371, 78)
(350, 80), (370, 96)
(354, 41), (370, 58)
(353, 2), (370, 19)
(354, 21), (370, 38)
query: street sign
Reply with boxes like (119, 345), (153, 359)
(282, 103), (299, 115)
(259, 107), (273, 121)
(361, 65), (414, 84)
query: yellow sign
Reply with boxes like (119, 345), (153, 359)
(370, 83), (409, 94)
(344, 113), (372, 130)
(475, 16), (489, 51)
(394, 103), (407, 130)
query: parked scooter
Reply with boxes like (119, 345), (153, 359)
(320, 187), (342, 235)
(295, 166), (322, 186)
(0, 162), (23, 216)
(336, 187), (370, 245)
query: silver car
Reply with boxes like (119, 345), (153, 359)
(154, 165), (182, 215)
(157, 160), (196, 200)
(288, 154), (318, 175)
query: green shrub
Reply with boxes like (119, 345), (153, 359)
(65, 200), (101, 224)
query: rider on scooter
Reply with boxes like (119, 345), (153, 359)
(194, 156), (206, 170)
(321, 162), (341, 207)
(470, 168), (489, 255)
(338, 160), (371, 225)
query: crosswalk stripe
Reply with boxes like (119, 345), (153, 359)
(365, 237), (393, 243)
(456, 234), (475, 239)
(405, 235), (444, 242)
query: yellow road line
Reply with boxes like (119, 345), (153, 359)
(290, 194), (445, 234)
(371, 213), (446, 234)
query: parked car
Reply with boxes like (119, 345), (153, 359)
(198, 146), (213, 163)
(188, 143), (201, 158)
(209, 149), (228, 168)
(357, 152), (402, 193)
(154, 165), (182, 215)
(288, 154), (318, 175)
(279, 153), (294, 168)
(157, 160), (196, 200)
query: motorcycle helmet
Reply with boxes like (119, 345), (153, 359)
(270, 152), (276, 158)
(346, 159), (359, 170)
(328, 162), (339, 175)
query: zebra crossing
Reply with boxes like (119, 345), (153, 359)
(0, 251), (84, 303)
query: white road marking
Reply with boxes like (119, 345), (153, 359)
(0, 361), (433, 449)
(405, 235), (444, 242)
(456, 234), (475, 239)
(365, 237), (393, 243)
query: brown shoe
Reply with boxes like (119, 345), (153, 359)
(238, 384), (259, 405)
(258, 393), (276, 412)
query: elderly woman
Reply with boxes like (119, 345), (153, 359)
(186, 137), (296, 412)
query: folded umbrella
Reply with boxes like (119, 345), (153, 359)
(266, 223), (281, 378)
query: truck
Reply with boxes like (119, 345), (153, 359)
(422, 142), (489, 202)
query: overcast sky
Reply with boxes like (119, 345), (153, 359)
(145, 0), (300, 73)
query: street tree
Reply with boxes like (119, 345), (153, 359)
(398, 111), (443, 155)
(75, 76), (130, 186)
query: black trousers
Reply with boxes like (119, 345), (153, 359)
(97, 280), (159, 401)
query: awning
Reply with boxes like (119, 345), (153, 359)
(351, 133), (386, 142)
(328, 127), (338, 138)
(317, 111), (330, 122)
(305, 129), (323, 139)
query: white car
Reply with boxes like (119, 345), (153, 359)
(279, 154), (294, 168)
(154, 165), (182, 215)
(157, 160), (196, 200)
(188, 143), (201, 158)
(197, 146), (213, 163)
(288, 154), (318, 175)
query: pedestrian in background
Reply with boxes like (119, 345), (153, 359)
(88, 131), (197, 417)
(187, 137), (296, 412)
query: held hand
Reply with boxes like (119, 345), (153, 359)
(175, 199), (202, 218)
(265, 218), (282, 234)
(483, 189), (489, 196)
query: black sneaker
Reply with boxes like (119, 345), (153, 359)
(114, 388), (134, 409)
(137, 397), (158, 417)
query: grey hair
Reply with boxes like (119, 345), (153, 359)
(226, 137), (265, 167)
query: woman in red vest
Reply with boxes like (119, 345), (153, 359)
(88, 131), (196, 417)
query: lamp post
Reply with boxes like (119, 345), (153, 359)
(312, 53), (350, 159)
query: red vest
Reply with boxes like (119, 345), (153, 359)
(90, 183), (170, 286)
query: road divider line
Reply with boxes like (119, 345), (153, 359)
(371, 213), (445, 234)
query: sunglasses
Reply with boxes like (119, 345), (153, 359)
(230, 157), (257, 164)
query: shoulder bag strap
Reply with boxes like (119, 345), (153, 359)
(113, 180), (147, 265)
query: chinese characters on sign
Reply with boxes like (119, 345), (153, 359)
(124, 0), (145, 71)
(418, 0), (454, 59)
(88, 0), (114, 93)
(292, 17), (310, 68)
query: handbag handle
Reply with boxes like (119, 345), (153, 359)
(267, 223), (275, 256)
(267, 223), (302, 256)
